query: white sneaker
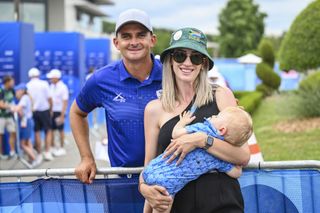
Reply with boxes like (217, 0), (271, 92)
(9, 151), (17, 160)
(0, 154), (8, 160)
(52, 148), (66, 157)
(43, 151), (54, 161)
(35, 154), (43, 165)
(30, 158), (41, 168)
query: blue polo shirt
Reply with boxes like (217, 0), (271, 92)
(76, 56), (162, 167)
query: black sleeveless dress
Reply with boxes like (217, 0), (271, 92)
(157, 96), (244, 213)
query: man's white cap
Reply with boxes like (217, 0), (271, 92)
(115, 9), (152, 33)
(46, 69), (62, 79)
(28, 68), (41, 78)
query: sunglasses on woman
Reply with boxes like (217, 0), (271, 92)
(171, 51), (205, 65)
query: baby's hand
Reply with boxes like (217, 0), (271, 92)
(179, 111), (196, 125)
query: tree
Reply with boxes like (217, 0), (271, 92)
(279, 0), (320, 72)
(218, 0), (266, 57)
(258, 39), (275, 67)
(152, 28), (173, 55)
(102, 21), (115, 34)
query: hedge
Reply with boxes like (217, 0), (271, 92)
(234, 91), (264, 114)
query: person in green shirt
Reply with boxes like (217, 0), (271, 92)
(0, 76), (16, 159)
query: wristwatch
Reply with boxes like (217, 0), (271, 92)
(203, 135), (214, 150)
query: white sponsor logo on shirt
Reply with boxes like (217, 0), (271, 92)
(113, 93), (126, 103)
(156, 89), (162, 98)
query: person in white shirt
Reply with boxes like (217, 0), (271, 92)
(208, 67), (228, 88)
(47, 69), (69, 157)
(26, 68), (53, 162)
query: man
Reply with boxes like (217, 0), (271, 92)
(0, 76), (16, 159)
(47, 69), (69, 157)
(26, 68), (53, 162)
(70, 9), (162, 183)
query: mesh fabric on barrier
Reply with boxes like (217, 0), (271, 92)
(0, 177), (144, 213)
(0, 170), (319, 213)
(240, 169), (320, 213)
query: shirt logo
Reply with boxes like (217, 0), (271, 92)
(156, 89), (162, 98)
(113, 93), (126, 103)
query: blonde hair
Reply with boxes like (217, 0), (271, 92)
(160, 54), (213, 112)
(221, 107), (253, 146)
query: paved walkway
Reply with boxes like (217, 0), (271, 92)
(0, 125), (109, 182)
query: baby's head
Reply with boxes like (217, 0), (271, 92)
(209, 106), (253, 146)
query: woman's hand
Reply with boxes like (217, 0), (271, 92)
(140, 183), (173, 212)
(163, 132), (207, 165)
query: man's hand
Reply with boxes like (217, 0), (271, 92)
(75, 157), (97, 184)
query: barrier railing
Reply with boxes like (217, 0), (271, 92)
(0, 161), (319, 213)
(0, 160), (319, 178)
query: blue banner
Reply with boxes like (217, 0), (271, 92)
(34, 32), (85, 98)
(0, 22), (34, 84)
(85, 38), (111, 73)
(0, 169), (319, 213)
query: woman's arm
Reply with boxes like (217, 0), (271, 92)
(140, 100), (172, 212)
(164, 87), (250, 166)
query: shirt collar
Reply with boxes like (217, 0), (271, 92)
(204, 118), (225, 140)
(119, 54), (162, 82)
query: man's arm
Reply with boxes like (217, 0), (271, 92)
(60, 85), (69, 121)
(59, 99), (68, 122)
(70, 100), (96, 183)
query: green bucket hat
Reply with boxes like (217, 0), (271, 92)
(160, 27), (214, 70)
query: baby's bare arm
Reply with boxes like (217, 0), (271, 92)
(172, 111), (196, 139)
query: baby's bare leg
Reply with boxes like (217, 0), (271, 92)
(226, 165), (242, 179)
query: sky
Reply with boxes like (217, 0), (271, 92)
(102, 0), (315, 36)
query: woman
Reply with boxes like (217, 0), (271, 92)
(139, 27), (250, 213)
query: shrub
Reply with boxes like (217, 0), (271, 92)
(292, 70), (320, 117)
(256, 62), (281, 90)
(233, 91), (252, 99)
(236, 91), (264, 114)
(256, 84), (274, 97)
(258, 39), (275, 68)
(299, 71), (320, 90)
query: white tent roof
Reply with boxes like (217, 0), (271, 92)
(237, 53), (262, 64)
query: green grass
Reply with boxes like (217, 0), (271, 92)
(252, 93), (320, 161)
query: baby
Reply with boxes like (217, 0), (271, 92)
(142, 106), (253, 213)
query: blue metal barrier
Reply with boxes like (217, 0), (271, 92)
(0, 168), (319, 213)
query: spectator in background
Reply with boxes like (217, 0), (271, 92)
(13, 83), (40, 167)
(26, 68), (53, 162)
(208, 66), (228, 87)
(85, 67), (95, 81)
(47, 69), (69, 157)
(0, 76), (16, 159)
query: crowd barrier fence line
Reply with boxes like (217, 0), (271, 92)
(0, 160), (319, 213)
(0, 160), (319, 178)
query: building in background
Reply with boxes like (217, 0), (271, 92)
(0, 0), (113, 37)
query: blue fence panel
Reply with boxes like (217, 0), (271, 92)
(214, 59), (301, 91)
(0, 22), (34, 84)
(0, 169), (319, 213)
(85, 38), (111, 73)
